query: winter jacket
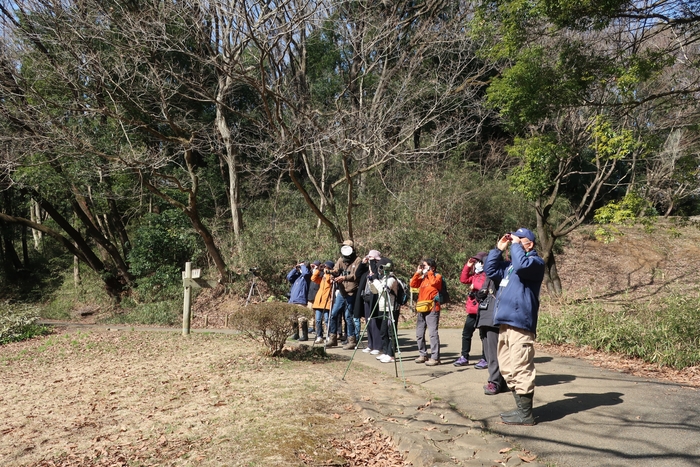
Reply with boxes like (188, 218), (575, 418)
(409, 270), (442, 312)
(460, 265), (489, 315)
(307, 270), (321, 303)
(483, 245), (545, 334)
(311, 269), (333, 310)
(333, 255), (367, 296)
(370, 275), (397, 316)
(286, 264), (311, 305)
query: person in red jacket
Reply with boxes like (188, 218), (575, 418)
(410, 258), (442, 366)
(455, 252), (488, 368)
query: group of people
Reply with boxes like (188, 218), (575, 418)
(286, 227), (545, 426)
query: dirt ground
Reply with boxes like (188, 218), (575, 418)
(0, 329), (409, 467)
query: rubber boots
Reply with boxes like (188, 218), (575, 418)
(342, 335), (357, 350)
(326, 333), (338, 347)
(290, 320), (300, 340)
(298, 318), (309, 342)
(500, 390), (521, 418)
(501, 392), (535, 425)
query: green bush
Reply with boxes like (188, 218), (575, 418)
(0, 303), (51, 345)
(538, 294), (700, 369)
(230, 302), (301, 356)
(128, 210), (204, 302)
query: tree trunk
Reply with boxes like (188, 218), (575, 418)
(215, 73), (243, 255)
(21, 225), (29, 268)
(29, 199), (42, 250)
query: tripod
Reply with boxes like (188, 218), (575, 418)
(244, 269), (264, 306)
(342, 270), (406, 387)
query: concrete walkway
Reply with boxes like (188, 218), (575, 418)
(327, 328), (700, 467)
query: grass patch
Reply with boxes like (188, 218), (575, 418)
(106, 299), (182, 326)
(538, 294), (700, 369)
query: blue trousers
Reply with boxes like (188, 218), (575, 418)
(329, 293), (356, 338)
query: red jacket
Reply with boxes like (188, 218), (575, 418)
(460, 264), (488, 315)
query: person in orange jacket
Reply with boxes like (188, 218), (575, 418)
(311, 261), (335, 344)
(410, 258), (442, 366)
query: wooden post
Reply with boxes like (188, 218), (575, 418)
(182, 261), (192, 336)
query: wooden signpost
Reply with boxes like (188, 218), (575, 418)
(181, 262), (219, 336)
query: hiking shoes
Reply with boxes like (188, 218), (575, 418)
(474, 359), (488, 370)
(453, 356), (469, 367)
(415, 355), (428, 364)
(483, 382), (502, 395)
(425, 358), (441, 366)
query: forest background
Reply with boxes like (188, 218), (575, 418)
(1, 0), (699, 366)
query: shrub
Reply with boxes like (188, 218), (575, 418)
(0, 303), (51, 345)
(538, 294), (700, 369)
(230, 302), (301, 356)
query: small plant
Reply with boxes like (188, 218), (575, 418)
(229, 302), (300, 356)
(0, 303), (51, 345)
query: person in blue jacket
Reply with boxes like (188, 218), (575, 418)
(484, 227), (545, 425)
(287, 261), (312, 341)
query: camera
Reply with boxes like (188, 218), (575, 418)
(329, 269), (342, 278)
(504, 234), (512, 241)
(249, 267), (259, 276)
(379, 262), (392, 273)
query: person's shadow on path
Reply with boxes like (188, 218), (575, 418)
(536, 373), (576, 387)
(535, 392), (624, 423)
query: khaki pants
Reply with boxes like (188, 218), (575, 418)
(497, 324), (536, 395)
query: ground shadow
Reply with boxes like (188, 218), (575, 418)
(534, 356), (553, 364)
(534, 392), (624, 423)
(535, 373), (576, 387)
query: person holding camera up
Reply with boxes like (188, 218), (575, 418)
(287, 260), (313, 341)
(410, 258), (443, 366)
(310, 261), (335, 344)
(359, 250), (384, 355)
(369, 260), (399, 363)
(484, 228), (545, 425)
(455, 252), (488, 369)
(326, 240), (367, 349)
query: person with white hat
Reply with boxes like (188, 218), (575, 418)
(326, 240), (367, 349)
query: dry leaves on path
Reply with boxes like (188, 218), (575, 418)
(328, 428), (410, 467)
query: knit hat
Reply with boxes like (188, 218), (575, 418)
(324, 260), (335, 269)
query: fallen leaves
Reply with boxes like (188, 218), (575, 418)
(328, 428), (410, 466)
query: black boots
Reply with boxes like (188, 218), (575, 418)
(501, 392), (535, 425)
(299, 319), (309, 342)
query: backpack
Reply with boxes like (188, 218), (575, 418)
(435, 275), (451, 305)
(389, 274), (409, 312)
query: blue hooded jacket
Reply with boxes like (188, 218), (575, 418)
(287, 264), (311, 305)
(483, 245), (545, 334)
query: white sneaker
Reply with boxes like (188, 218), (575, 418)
(380, 355), (395, 363)
(370, 349), (380, 355)
(314, 337), (324, 344)
(375, 353), (385, 360)
(362, 348), (372, 353)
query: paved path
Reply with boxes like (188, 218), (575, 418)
(327, 328), (700, 467)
